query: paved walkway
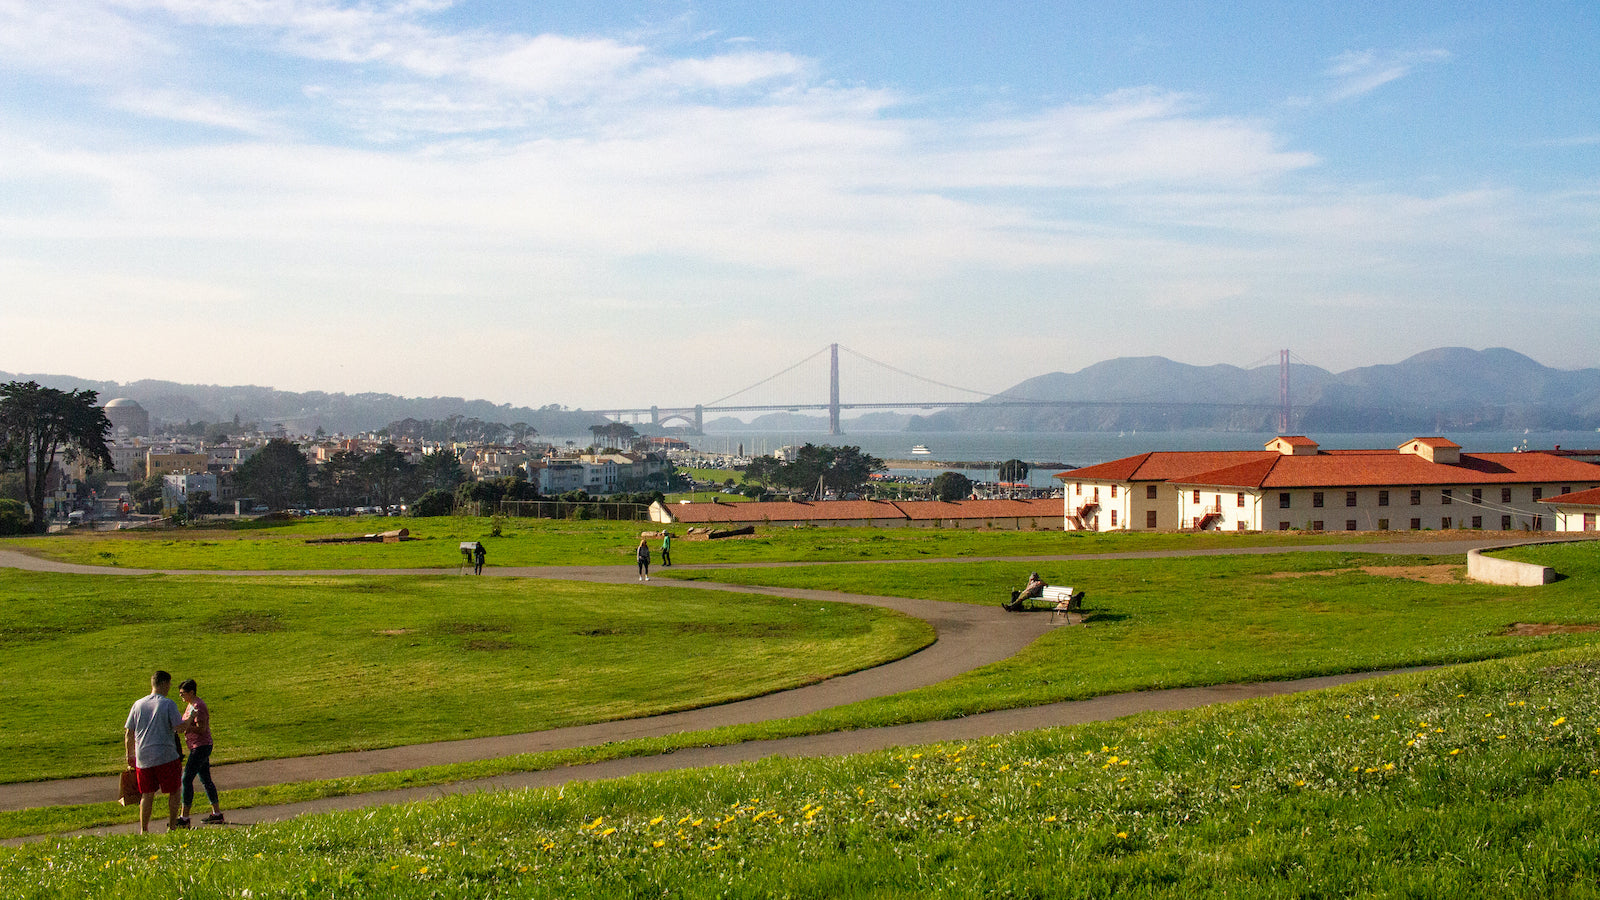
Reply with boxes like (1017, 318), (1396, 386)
(0, 535), (1527, 842)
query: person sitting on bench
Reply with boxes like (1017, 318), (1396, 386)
(1005, 572), (1046, 611)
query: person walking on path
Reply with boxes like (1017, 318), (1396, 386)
(472, 543), (486, 575)
(124, 670), (186, 833)
(636, 538), (651, 581)
(660, 531), (672, 567)
(177, 679), (224, 826)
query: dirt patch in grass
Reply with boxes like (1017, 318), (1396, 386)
(434, 622), (509, 635)
(377, 629), (412, 636)
(1359, 564), (1464, 584)
(464, 638), (515, 651)
(1264, 564), (1463, 584)
(1500, 622), (1600, 637)
(202, 611), (285, 634)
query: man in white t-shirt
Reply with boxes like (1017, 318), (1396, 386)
(124, 670), (186, 832)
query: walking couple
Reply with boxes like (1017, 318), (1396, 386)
(123, 670), (225, 833)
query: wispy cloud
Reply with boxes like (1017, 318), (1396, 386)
(1323, 48), (1450, 102)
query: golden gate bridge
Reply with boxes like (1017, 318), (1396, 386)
(590, 344), (1297, 435)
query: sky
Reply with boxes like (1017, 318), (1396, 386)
(2, 1), (1597, 411)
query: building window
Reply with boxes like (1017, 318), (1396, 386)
(1501, 515), (1512, 530)
(1533, 515), (1543, 531)
(1076, 483), (1082, 496)
(1533, 487), (1543, 500)
(1237, 492), (1245, 507)
(1311, 520), (1324, 531)
(1442, 489), (1452, 505)
(1441, 517), (1452, 529)
(1146, 510), (1157, 528)
(1110, 484), (1117, 498)
(1346, 491), (1357, 507)
(1346, 520), (1357, 531)
(1236, 521), (1247, 531)
(1110, 510), (1118, 527)
(1410, 518), (1422, 530)
(1562, 486), (1571, 495)
(1094, 487), (1100, 500)
(1279, 492), (1291, 509)
(1193, 489), (1201, 504)
(1410, 489), (1422, 506)
(1472, 488), (1482, 503)
(1585, 513), (1596, 531)
(1147, 484), (1158, 500)
(1471, 516), (1482, 529)
(1278, 521), (1291, 531)
(1312, 492), (1324, 508)
(1378, 518), (1389, 531)
(1501, 487), (1512, 503)
(1378, 490), (1389, 507)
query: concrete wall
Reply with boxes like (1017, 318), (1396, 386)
(1467, 547), (1557, 586)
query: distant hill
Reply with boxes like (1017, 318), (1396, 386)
(911, 348), (1600, 433)
(0, 372), (609, 437)
(7, 347), (1597, 437)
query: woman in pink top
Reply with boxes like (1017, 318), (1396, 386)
(177, 679), (224, 826)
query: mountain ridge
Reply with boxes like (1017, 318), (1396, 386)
(6, 347), (1598, 436)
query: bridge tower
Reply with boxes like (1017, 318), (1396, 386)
(1278, 349), (1290, 434)
(829, 343), (842, 435)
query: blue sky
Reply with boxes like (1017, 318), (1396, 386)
(1, 1), (1596, 410)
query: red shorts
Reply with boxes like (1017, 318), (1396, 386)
(135, 758), (182, 794)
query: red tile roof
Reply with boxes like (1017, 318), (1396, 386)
(659, 498), (1062, 524)
(1059, 451), (1273, 483)
(894, 499), (1060, 520)
(1059, 444), (1600, 491)
(1543, 486), (1600, 508)
(662, 499), (906, 524)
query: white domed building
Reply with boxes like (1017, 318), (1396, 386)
(103, 398), (150, 437)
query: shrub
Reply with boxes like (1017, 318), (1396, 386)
(410, 489), (455, 518)
(0, 499), (28, 535)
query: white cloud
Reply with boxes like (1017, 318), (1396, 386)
(1324, 48), (1450, 102)
(111, 89), (275, 134)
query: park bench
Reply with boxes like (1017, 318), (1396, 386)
(1040, 585), (1085, 624)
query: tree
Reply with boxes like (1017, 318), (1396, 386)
(997, 459), (1030, 484)
(313, 449), (366, 508)
(589, 422), (638, 450)
(418, 448), (466, 492)
(361, 443), (416, 510)
(931, 471), (973, 501)
(234, 439), (310, 510)
(0, 381), (115, 533)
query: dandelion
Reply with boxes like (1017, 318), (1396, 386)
(1450, 748), (1462, 755)
(1116, 831), (1129, 839)
(1551, 717), (1567, 726)
(649, 816), (664, 826)
(652, 840), (665, 848)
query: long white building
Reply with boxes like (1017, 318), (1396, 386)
(1058, 436), (1600, 533)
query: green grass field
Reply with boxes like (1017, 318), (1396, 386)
(4, 647), (1597, 897)
(4, 514), (1422, 570)
(2, 527), (1598, 893)
(0, 570), (930, 784)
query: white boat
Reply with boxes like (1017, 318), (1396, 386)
(911, 445), (932, 455)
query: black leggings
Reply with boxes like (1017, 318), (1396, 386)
(182, 744), (218, 809)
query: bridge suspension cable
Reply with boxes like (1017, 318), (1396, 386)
(704, 345), (833, 407)
(837, 345), (998, 402)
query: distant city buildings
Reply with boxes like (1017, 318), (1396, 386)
(101, 398), (150, 437)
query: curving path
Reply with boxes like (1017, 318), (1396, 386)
(0, 536), (1530, 840)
